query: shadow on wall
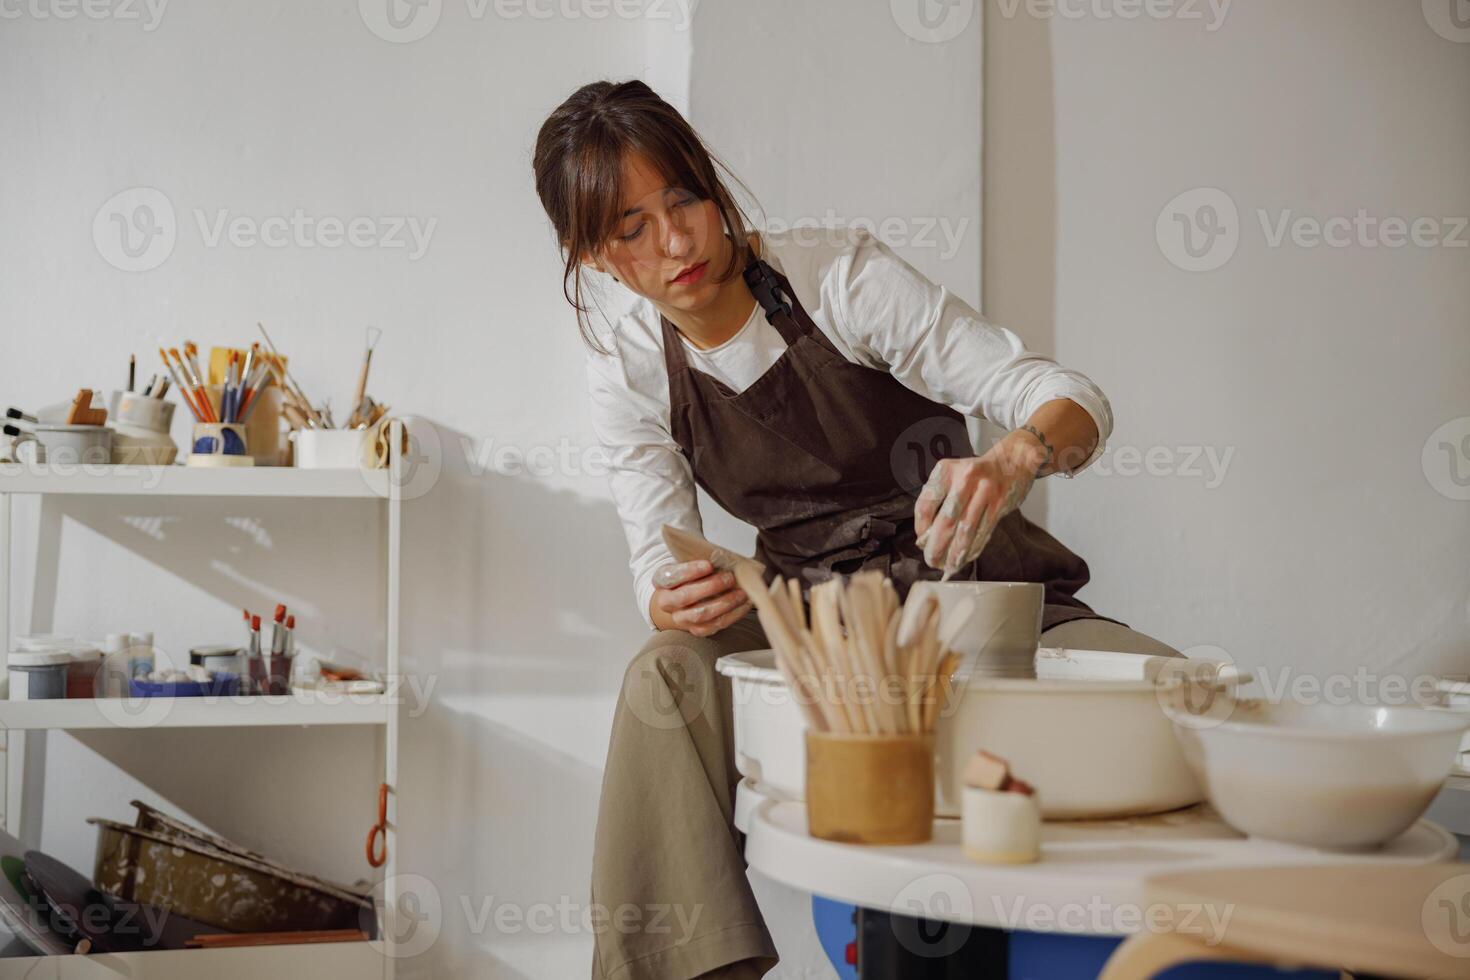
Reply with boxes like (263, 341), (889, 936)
(21, 420), (645, 979)
(34, 494), (386, 660)
(392, 420), (647, 979)
(26, 492), (389, 885)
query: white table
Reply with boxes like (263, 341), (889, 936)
(739, 780), (1456, 938)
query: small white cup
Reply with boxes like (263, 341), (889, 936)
(293, 429), (370, 469)
(962, 785), (1041, 864)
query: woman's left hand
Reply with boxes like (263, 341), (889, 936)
(913, 431), (1051, 576)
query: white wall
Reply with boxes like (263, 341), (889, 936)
(986, 0), (1470, 684)
(687, 0), (985, 554)
(0, 3), (657, 976)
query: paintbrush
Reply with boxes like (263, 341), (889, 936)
(158, 348), (203, 421)
(256, 323), (325, 427)
(169, 347), (215, 422)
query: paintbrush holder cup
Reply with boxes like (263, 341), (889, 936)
(805, 731), (935, 844)
(202, 384), (284, 465)
(248, 654), (292, 696)
(187, 423), (254, 468)
(110, 391), (175, 432)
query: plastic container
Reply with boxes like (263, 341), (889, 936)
(64, 643), (102, 698)
(100, 633), (132, 697)
(127, 632), (155, 680)
(127, 673), (240, 698)
(8, 649), (72, 700)
(190, 645), (244, 677)
(15, 633), (75, 650)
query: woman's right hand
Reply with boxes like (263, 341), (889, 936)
(649, 560), (751, 636)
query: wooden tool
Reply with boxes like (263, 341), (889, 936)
(661, 524), (766, 577)
(63, 389), (107, 426)
(733, 565), (962, 737)
(257, 322), (325, 428)
(347, 326), (383, 429)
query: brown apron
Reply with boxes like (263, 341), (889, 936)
(663, 255), (1118, 633)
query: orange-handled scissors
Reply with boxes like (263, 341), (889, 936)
(366, 783), (390, 868)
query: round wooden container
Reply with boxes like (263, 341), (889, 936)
(805, 731), (935, 845)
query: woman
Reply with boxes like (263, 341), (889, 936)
(534, 80), (1176, 980)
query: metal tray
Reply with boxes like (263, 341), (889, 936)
(89, 815), (372, 935)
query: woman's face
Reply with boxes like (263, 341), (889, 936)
(588, 152), (730, 314)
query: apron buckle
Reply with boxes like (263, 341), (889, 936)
(744, 262), (793, 319)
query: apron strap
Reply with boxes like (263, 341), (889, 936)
(660, 313), (690, 376)
(743, 259), (808, 347)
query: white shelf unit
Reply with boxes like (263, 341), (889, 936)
(0, 429), (406, 978)
(0, 464), (391, 499)
(0, 692), (394, 730)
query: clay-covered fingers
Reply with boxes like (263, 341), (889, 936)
(914, 459), (953, 538)
(653, 559), (713, 591)
(682, 599), (753, 638)
(944, 482), (1002, 573)
(666, 569), (743, 610)
(652, 564), (750, 636)
(922, 468), (987, 570)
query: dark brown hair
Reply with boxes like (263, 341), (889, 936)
(533, 79), (756, 353)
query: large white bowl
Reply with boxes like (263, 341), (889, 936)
(1164, 699), (1470, 850)
(718, 647), (1245, 820)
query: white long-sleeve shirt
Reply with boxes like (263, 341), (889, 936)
(586, 226), (1113, 627)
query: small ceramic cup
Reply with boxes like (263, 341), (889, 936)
(293, 428), (370, 469)
(110, 391), (176, 433)
(108, 391), (179, 465)
(187, 422), (253, 467)
(961, 785), (1041, 863)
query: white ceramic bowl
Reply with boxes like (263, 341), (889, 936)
(718, 647), (1245, 820)
(1164, 699), (1470, 850)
